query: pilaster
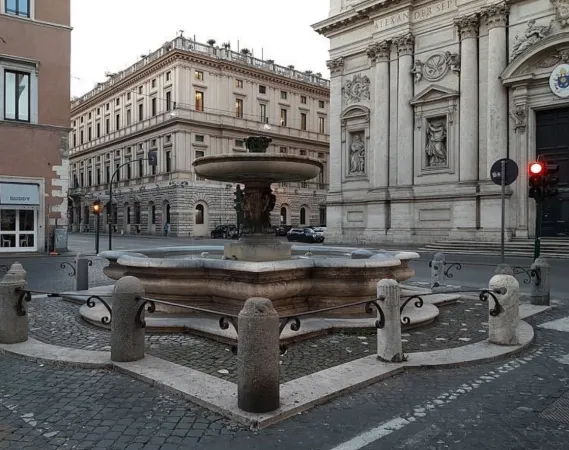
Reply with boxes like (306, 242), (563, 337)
(326, 57), (344, 193)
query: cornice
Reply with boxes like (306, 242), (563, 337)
(71, 50), (329, 115)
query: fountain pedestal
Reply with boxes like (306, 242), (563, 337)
(225, 235), (291, 262)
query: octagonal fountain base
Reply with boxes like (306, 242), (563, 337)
(224, 235), (292, 262)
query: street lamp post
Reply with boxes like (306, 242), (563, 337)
(92, 200), (102, 254)
(108, 151), (157, 250)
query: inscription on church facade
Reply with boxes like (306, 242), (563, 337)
(374, 0), (458, 31)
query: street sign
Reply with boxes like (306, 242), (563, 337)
(490, 158), (519, 186)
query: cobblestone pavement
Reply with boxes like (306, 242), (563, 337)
(1, 303), (568, 449)
(27, 296), (489, 383)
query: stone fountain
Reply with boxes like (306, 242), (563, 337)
(88, 136), (421, 336)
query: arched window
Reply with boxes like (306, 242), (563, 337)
(151, 205), (156, 225)
(126, 207), (131, 225)
(166, 203), (171, 223)
(195, 204), (204, 225)
(280, 207), (287, 225)
(300, 207), (306, 225)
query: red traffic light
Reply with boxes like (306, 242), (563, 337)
(529, 161), (545, 174)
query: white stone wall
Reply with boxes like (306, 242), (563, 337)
(315, 0), (569, 245)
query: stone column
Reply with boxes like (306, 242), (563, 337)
(389, 44), (399, 187)
(111, 276), (145, 362)
(368, 41), (391, 189)
(395, 34), (415, 186)
(488, 273), (519, 345)
(326, 58), (345, 194)
(237, 297), (280, 413)
(456, 15), (480, 182)
(483, 3), (509, 174)
(0, 263), (28, 344)
(376, 279), (404, 362)
(530, 257), (550, 306)
(75, 254), (89, 291)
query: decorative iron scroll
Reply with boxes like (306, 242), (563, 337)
(86, 295), (113, 325)
(400, 295), (425, 326)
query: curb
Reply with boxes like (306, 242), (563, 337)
(0, 321), (536, 430)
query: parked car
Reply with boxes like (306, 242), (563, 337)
(275, 225), (293, 236)
(211, 224), (239, 239)
(312, 227), (326, 240)
(287, 227), (324, 243)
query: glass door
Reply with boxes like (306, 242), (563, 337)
(0, 209), (37, 251)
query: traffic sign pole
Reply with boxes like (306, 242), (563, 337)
(534, 202), (542, 260)
(500, 159), (506, 263)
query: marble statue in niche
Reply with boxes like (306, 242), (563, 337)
(343, 74), (370, 105)
(425, 118), (447, 167)
(349, 133), (366, 174)
(511, 19), (553, 61)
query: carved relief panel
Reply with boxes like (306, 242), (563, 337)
(340, 106), (370, 180)
(342, 73), (371, 105)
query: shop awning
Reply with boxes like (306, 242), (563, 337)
(0, 183), (40, 206)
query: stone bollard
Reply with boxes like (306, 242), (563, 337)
(237, 297), (280, 413)
(488, 273), (520, 345)
(0, 263), (28, 344)
(430, 252), (446, 290)
(530, 257), (550, 306)
(376, 279), (404, 362)
(111, 276), (145, 362)
(75, 253), (89, 291)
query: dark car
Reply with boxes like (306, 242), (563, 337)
(275, 225), (293, 236)
(286, 227), (324, 243)
(211, 225), (239, 239)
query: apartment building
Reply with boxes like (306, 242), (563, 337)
(68, 36), (330, 238)
(0, 0), (71, 253)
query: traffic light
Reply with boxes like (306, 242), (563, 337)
(92, 200), (102, 215)
(544, 163), (560, 198)
(528, 161), (546, 200)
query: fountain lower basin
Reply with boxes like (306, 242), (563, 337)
(100, 245), (419, 317)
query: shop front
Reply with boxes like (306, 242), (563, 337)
(0, 182), (40, 252)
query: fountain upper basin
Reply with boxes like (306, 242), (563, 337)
(192, 154), (323, 183)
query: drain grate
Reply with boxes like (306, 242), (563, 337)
(540, 392), (569, 425)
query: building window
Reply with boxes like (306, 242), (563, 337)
(235, 98), (243, 118)
(195, 204), (204, 225)
(280, 147), (287, 154)
(138, 103), (143, 121)
(151, 139), (157, 147)
(300, 207), (306, 225)
(116, 98), (120, 106)
(115, 114), (120, 130)
(138, 159), (143, 178)
(105, 118), (110, 134)
(126, 109), (132, 126)
(126, 163), (131, 180)
(151, 97), (157, 116)
(166, 91), (172, 111)
(96, 123), (101, 138)
(318, 152), (325, 159)
(319, 116), (325, 134)
(126, 206), (131, 225)
(195, 135), (204, 142)
(281, 91), (288, 100)
(166, 71), (171, 82)
(301, 113), (307, 131)
(319, 206), (326, 226)
(196, 150), (204, 159)
(235, 139), (244, 148)
(4, 70), (30, 122)
(260, 104), (267, 123)
(151, 205), (156, 224)
(97, 108), (100, 115)
(195, 71), (204, 81)
(235, 79), (243, 88)
(106, 103), (109, 111)
(138, 86), (143, 94)
(127, 92), (131, 101)
(165, 134), (171, 143)
(88, 112), (92, 119)
(88, 126), (92, 141)
(134, 202), (141, 224)
(318, 100), (325, 108)
(72, 133), (76, 147)
(105, 166), (110, 183)
(300, 149), (306, 156)
(81, 117), (84, 123)
(280, 109), (287, 127)
(96, 168), (101, 185)
(88, 170), (92, 186)
(259, 85), (266, 94)
(301, 95), (307, 104)
(165, 151), (172, 172)
(151, 79), (156, 88)
(195, 91), (204, 111)
(5, 0), (30, 17)
(80, 130), (84, 145)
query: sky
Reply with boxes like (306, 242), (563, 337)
(70, 0), (331, 98)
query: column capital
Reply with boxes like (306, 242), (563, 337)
(326, 57), (344, 76)
(482, 2), (509, 29)
(367, 41), (391, 63)
(454, 14), (480, 40)
(394, 34), (414, 57)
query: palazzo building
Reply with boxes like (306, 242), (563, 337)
(314, 0), (569, 245)
(0, 0), (71, 253)
(69, 36), (330, 237)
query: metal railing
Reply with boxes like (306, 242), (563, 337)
(60, 260), (93, 277)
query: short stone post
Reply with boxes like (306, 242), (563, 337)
(0, 263), (28, 344)
(430, 252), (446, 290)
(237, 297), (280, 413)
(488, 273), (520, 346)
(75, 253), (89, 291)
(376, 279), (404, 363)
(111, 276), (145, 362)
(530, 257), (550, 306)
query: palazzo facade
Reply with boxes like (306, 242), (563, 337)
(314, 0), (569, 244)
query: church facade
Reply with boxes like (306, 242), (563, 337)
(314, 0), (569, 245)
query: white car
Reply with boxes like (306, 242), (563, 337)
(312, 227), (326, 240)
